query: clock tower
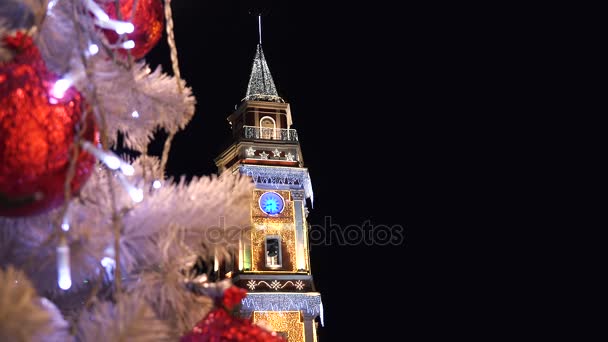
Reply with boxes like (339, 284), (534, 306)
(214, 32), (322, 341)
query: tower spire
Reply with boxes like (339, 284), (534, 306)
(258, 15), (262, 45)
(244, 16), (283, 103)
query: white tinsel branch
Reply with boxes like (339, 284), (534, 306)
(75, 295), (171, 342)
(86, 60), (196, 151)
(1, 157), (252, 294)
(124, 265), (213, 337)
(73, 157), (253, 273)
(0, 266), (70, 342)
(1, 207), (110, 295)
(38, 297), (73, 342)
(37, 0), (196, 152)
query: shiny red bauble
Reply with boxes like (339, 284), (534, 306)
(101, 0), (164, 59)
(0, 33), (97, 217)
(180, 308), (286, 342)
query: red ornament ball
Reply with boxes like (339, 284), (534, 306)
(0, 33), (98, 217)
(101, 0), (164, 59)
(180, 308), (286, 342)
(222, 286), (248, 310)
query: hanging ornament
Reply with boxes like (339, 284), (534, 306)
(101, 0), (164, 59)
(181, 285), (285, 342)
(0, 32), (98, 217)
(180, 308), (287, 342)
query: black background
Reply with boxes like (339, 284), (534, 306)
(144, 1), (472, 339)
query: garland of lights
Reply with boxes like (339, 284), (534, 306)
(241, 293), (323, 319)
(239, 165), (314, 206)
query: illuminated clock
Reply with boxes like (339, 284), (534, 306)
(259, 192), (285, 215)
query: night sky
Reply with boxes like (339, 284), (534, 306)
(145, 1), (424, 339)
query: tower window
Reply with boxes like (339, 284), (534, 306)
(265, 235), (282, 268)
(260, 116), (276, 139)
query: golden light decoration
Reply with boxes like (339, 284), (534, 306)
(252, 311), (304, 341)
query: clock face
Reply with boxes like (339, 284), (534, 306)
(259, 192), (285, 215)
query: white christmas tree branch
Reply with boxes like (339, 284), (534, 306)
(0, 267), (71, 341)
(75, 294), (171, 342)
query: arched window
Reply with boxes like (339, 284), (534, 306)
(265, 235), (282, 268)
(260, 116), (276, 139)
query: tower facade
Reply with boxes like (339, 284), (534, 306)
(214, 43), (322, 341)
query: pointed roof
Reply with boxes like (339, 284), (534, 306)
(244, 44), (284, 103)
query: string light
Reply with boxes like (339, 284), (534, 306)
(152, 180), (162, 189)
(100, 257), (114, 268)
(252, 312), (304, 341)
(120, 164), (135, 176)
(128, 187), (143, 202)
(103, 155), (121, 169)
(125, 182), (143, 202)
(61, 216), (70, 232)
(84, 0), (134, 34)
(57, 242), (71, 290)
(49, 70), (85, 103)
(50, 78), (72, 100)
(84, 0), (109, 21)
(240, 164), (314, 206)
(244, 44), (283, 102)
(117, 173), (144, 203)
(121, 40), (135, 49)
(81, 141), (134, 176)
(107, 40), (136, 50)
(47, 0), (58, 11)
(242, 293), (322, 317)
(88, 44), (99, 55)
(320, 301), (324, 327)
(101, 257), (116, 280)
(113, 22), (135, 35)
(131, 111), (140, 118)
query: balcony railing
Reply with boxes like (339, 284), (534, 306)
(242, 125), (299, 142)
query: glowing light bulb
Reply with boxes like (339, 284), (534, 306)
(51, 78), (72, 99)
(152, 180), (162, 189)
(84, 0), (109, 21)
(131, 111), (139, 118)
(103, 155), (121, 170)
(61, 223), (70, 232)
(115, 22), (135, 34)
(121, 40), (135, 49)
(116, 172), (143, 203)
(58, 276), (71, 290)
(96, 11), (110, 22)
(81, 141), (133, 173)
(128, 187), (144, 203)
(101, 257), (115, 268)
(88, 44), (99, 55)
(100, 256), (116, 280)
(57, 245), (71, 290)
(48, 0), (58, 11)
(120, 164), (135, 176)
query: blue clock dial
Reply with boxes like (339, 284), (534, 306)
(259, 192), (284, 215)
